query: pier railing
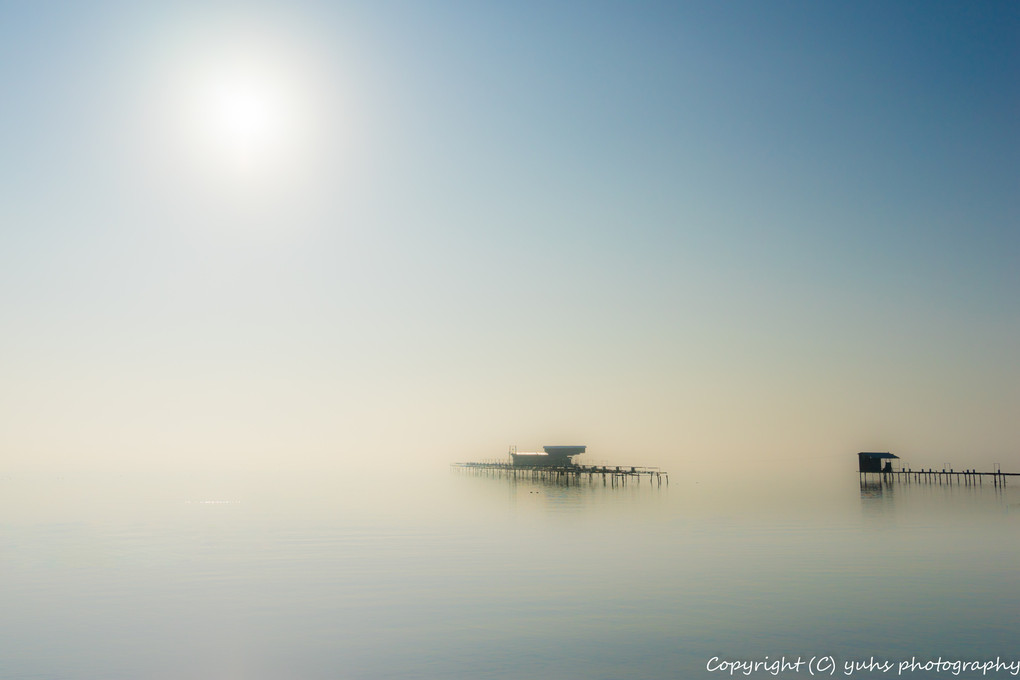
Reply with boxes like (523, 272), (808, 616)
(452, 462), (668, 486)
(860, 468), (1016, 486)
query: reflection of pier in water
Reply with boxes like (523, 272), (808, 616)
(452, 462), (668, 487)
(857, 452), (1017, 487)
(455, 444), (668, 487)
(859, 480), (890, 499)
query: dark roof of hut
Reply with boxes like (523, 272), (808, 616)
(543, 445), (586, 455)
(857, 452), (899, 459)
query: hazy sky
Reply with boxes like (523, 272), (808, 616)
(1, 1), (1017, 475)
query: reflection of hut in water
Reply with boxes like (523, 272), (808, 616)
(859, 480), (887, 499)
(858, 451), (899, 473)
(511, 445), (586, 468)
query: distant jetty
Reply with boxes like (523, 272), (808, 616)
(857, 452), (1017, 486)
(453, 445), (668, 486)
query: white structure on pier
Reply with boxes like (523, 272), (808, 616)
(510, 445), (586, 467)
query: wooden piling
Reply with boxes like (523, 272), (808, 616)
(858, 467), (1016, 486)
(452, 461), (667, 487)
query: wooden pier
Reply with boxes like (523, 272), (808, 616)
(453, 462), (668, 487)
(859, 468), (1017, 486)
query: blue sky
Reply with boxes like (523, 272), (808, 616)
(0, 1), (1016, 474)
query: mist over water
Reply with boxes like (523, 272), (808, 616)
(2, 460), (1017, 679)
(3, 2), (1017, 677)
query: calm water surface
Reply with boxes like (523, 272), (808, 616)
(1, 465), (1018, 679)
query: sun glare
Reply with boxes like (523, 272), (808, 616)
(164, 32), (320, 188)
(191, 65), (294, 173)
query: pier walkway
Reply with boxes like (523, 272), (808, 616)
(860, 468), (1017, 486)
(453, 462), (668, 486)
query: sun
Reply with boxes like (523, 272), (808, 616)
(163, 35), (319, 188)
(189, 63), (296, 174)
(143, 14), (339, 208)
(198, 62), (302, 170)
(208, 78), (281, 158)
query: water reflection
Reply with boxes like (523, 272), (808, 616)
(450, 464), (670, 517)
(4, 467), (1020, 679)
(860, 474), (1018, 524)
(859, 479), (892, 500)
